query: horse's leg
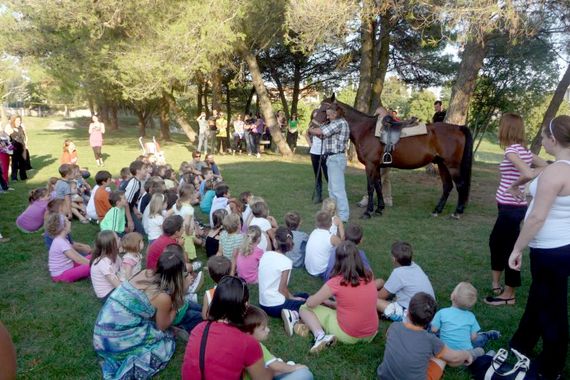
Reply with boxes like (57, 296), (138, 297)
(361, 166), (375, 219)
(432, 163), (454, 216)
(374, 166), (385, 215)
(380, 167), (392, 207)
(450, 169), (467, 218)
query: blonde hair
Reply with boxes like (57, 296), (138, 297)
(498, 113), (526, 149)
(148, 193), (166, 218)
(451, 282), (478, 309)
(47, 177), (59, 193)
(45, 213), (67, 238)
(121, 232), (144, 254)
(240, 225), (261, 257)
(321, 197), (337, 216)
(176, 184), (194, 210)
(222, 213), (241, 234)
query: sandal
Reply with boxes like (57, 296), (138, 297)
(484, 296), (516, 306)
(491, 286), (504, 296)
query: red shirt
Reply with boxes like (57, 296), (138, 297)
(94, 187), (111, 221)
(182, 321), (262, 380)
(327, 275), (379, 338)
(146, 235), (178, 270)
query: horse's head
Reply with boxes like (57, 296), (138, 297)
(309, 94), (337, 129)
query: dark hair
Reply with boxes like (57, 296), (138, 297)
(58, 164), (73, 177)
(215, 183), (229, 198)
(434, 100), (442, 106)
(408, 292), (437, 328)
(176, 184), (194, 209)
(152, 244), (187, 309)
(330, 241), (372, 286)
(207, 256), (232, 284)
(315, 210), (332, 229)
(108, 190), (125, 207)
(120, 167), (130, 179)
(274, 226), (293, 253)
(212, 209), (228, 229)
(201, 167), (213, 176)
(208, 276), (249, 326)
(91, 230), (120, 266)
(345, 224), (363, 245)
(242, 305), (268, 334)
(284, 211), (301, 230)
(545, 115), (570, 148)
(251, 200), (268, 218)
(192, 150), (201, 158)
(129, 160), (144, 176)
(330, 103), (345, 118)
(95, 170), (112, 185)
(391, 241), (412, 266)
(47, 198), (64, 214)
(28, 187), (48, 204)
(164, 189), (178, 210)
(239, 191), (252, 205)
(162, 215), (184, 236)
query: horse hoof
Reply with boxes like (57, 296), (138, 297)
(431, 212), (439, 217)
(374, 209), (383, 216)
(360, 212), (372, 219)
(450, 213), (461, 220)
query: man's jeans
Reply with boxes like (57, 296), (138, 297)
(326, 153), (349, 221)
(197, 130), (208, 154)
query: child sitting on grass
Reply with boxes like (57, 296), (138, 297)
(304, 211), (341, 279)
(377, 292), (474, 380)
(90, 230), (122, 301)
(321, 197), (344, 240)
(209, 182), (230, 228)
(100, 191), (128, 236)
(235, 225), (264, 284)
(324, 224), (373, 281)
(199, 179), (216, 214)
(218, 213), (244, 260)
(46, 213), (90, 283)
(205, 209), (227, 258)
(284, 211), (308, 268)
(249, 199), (278, 252)
(16, 187), (50, 233)
(171, 184), (200, 262)
(43, 199), (91, 255)
(142, 193), (167, 244)
(297, 241), (378, 353)
(431, 282), (500, 357)
(119, 232), (144, 280)
(377, 241), (435, 322)
(243, 305), (314, 380)
(54, 164), (88, 223)
(202, 255), (232, 319)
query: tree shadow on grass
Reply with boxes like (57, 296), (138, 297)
(27, 154), (58, 180)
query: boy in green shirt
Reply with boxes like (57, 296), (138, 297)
(100, 190), (127, 236)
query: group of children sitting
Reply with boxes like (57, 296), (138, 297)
(15, 150), (500, 379)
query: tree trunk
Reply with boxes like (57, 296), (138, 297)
(225, 83), (231, 148)
(109, 103), (119, 130)
(204, 81), (210, 117)
(354, 0), (375, 113)
(211, 69), (223, 113)
(290, 54), (303, 116)
(244, 87), (255, 115)
(163, 91), (196, 142)
(241, 48), (292, 156)
(530, 63), (570, 154)
(196, 73), (204, 113)
(159, 96), (171, 141)
(271, 68), (290, 120)
(370, 14), (391, 112)
(445, 38), (488, 125)
(134, 108), (146, 137)
(88, 98), (95, 116)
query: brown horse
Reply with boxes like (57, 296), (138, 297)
(311, 95), (473, 218)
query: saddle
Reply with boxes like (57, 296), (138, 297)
(375, 116), (425, 164)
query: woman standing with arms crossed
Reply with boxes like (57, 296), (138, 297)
(485, 113), (547, 306)
(89, 114), (105, 166)
(8, 115), (30, 181)
(508, 115), (570, 380)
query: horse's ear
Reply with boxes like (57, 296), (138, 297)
(331, 93), (336, 102)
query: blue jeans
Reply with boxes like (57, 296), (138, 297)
(326, 153), (349, 221)
(244, 131), (252, 154)
(175, 301), (203, 332)
(197, 131), (208, 154)
(260, 292), (310, 318)
(275, 367), (314, 380)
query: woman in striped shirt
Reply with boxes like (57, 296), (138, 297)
(485, 113), (547, 306)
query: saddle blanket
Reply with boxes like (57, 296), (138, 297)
(400, 123), (427, 138)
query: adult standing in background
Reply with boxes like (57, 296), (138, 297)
(306, 131), (328, 204)
(287, 113), (299, 152)
(432, 100), (446, 123)
(485, 113), (547, 307)
(216, 112), (228, 155)
(508, 115), (570, 380)
(232, 114), (245, 154)
(308, 104), (350, 221)
(9, 115), (30, 181)
(208, 109), (219, 154)
(89, 114), (105, 167)
(244, 113), (255, 155)
(196, 111), (209, 154)
(0, 124), (12, 187)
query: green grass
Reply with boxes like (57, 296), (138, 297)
(0, 116), (564, 379)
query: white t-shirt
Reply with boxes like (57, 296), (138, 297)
(143, 209), (164, 241)
(91, 256), (122, 298)
(250, 217), (272, 251)
(304, 228), (334, 276)
(209, 196), (229, 228)
(86, 184), (100, 220)
(383, 262), (435, 309)
(309, 136), (324, 155)
(258, 251), (292, 307)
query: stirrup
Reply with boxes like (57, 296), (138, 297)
(382, 152), (392, 164)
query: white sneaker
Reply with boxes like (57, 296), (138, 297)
(191, 261), (203, 272)
(256, 153), (261, 159)
(310, 334), (336, 354)
(281, 309), (298, 337)
(187, 271), (203, 295)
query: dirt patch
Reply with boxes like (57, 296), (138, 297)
(45, 121), (79, 130)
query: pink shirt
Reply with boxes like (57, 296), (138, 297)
(236, 246), (264, 283)
(48, 236), (74, 277)
(91, 256), (122, 298)
(496, 144), (533, 205)
(16, 199), (49, 232)
(327, 275), (379, 338)
(89, 123), (104, 147)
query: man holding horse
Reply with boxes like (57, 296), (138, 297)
(308, 104), (350, 222)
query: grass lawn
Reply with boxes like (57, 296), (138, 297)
(0, 116), (563, 379)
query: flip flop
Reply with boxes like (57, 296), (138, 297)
(484, 296), (515, 306)
(491, 286), (504, 296)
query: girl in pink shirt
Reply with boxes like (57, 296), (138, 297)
(235, 225), (264, 284)
(16, 187), (50, 233)
(46, 213), (90, 282)
(90, 230), (122, 300)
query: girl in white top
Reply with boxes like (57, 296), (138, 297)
(90, 230), (122, 299)
(143, 193), (167, 242)
(249, 199), (278, 252)
(305, 210), (342, 277)
(119, 232), (144, 280)
(508, 115), (570, 379)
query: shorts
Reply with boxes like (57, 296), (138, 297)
(300, 304), (376, 344)
(427, 359), (444, 380)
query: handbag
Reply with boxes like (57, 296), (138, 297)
(470, 348), (534, 380)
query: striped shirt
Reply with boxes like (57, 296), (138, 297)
(496, 144), (533, 205)
(124, 177), (142, 210)
(321, 118), (350, 155)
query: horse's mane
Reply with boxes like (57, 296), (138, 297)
(322, 97), (378, 120)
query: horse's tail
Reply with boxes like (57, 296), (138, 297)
(459, 125), (473, 205)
